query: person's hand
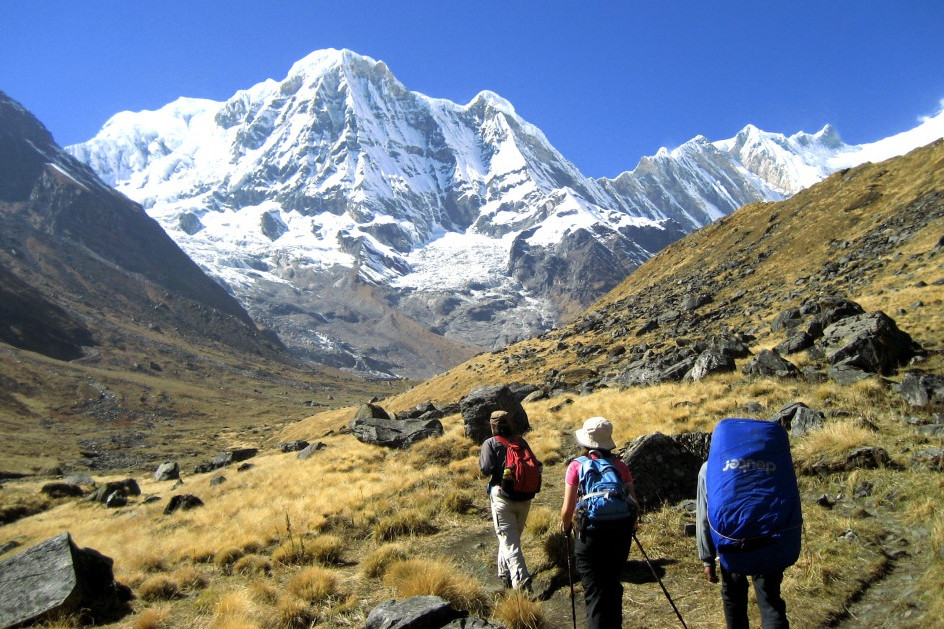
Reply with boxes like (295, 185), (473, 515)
(560, 521), (572, 535)
(703, 564), (718, 583)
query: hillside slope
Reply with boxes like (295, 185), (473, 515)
(379, 139), (944, 408)
(0, 91), (393, 475)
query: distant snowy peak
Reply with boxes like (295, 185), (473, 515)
(65, 49), (944, 378)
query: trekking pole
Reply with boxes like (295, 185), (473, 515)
(632, 533), (688, 629)
(564, 530), (577, 629)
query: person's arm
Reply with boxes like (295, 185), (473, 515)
(479, 439), (496, 477)
(696, 462), (718, 582)
(560, 482), (578, 534)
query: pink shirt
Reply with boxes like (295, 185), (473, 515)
(565, 454), (633, 486)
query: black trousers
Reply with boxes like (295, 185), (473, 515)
(574, 527), (632, 629)
(720, 567), (789, 629)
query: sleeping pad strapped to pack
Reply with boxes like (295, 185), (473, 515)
(706, 418), (802, 574)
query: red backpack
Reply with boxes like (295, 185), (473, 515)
(494, 436), (542, 499)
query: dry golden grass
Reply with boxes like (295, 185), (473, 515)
(137, 575), (180, 602)
(792, 420), (876, 464)
(129, 607), (171, 629)
(232, 554), (271, 577)
(491, 590), (547, 629)
(384, 558), (489, 617)
(288, 566), (340, 604)
(361, 542), (411, 579)
(373, 508), (438, 541)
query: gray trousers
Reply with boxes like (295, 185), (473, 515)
(489, 486), (531, 588)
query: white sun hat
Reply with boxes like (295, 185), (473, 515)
(575, 416), (616, 450)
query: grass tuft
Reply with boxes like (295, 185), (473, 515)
(361, 542), (411, 579)
(492, 590), (547, 629)
(384, 558), (488, 617)
(288, 566), (340, 604)
(373, 508), (438, 541)
(138, 575), (180, 602)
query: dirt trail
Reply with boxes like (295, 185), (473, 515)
(828, 531), (931, 629)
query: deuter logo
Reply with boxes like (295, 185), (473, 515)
(723, 458), (777, 473)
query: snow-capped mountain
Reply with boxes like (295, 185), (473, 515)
(67, 49), (944, 379)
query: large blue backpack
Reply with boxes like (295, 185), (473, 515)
(575, 456), (638, 533)
(706, 418), (802, 574)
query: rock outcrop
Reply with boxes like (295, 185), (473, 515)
(0, 533), (131, 627)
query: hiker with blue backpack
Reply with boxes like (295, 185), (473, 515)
(479, 410), (542, 592)
(696, 418), (803, 629)
(559, 416), (639, 629)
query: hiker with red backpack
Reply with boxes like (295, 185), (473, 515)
(696, 418), (802, 629)
(560, 416), (639, 629)
(479, 410), (542, 592)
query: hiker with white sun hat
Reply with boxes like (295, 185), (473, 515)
(560, 416), (638, 628)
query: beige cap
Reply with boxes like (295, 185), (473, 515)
(489, 410), (511, 427)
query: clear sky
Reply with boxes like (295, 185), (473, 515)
(2, 1), (942, 178)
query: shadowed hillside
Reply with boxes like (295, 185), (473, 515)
(0, 91), (396, 476)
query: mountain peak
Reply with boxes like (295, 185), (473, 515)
(468, 90), (517, 116)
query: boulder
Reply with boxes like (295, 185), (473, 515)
(297, 442), (327, 459)
(364, 595), (461, 629)
(769, 402), (826, 436)
(898, 372), (944, 409)
(87, 479), (140, 504)
(460, 385), (530, 444)
(163, 494), (204, 514)
(153, 461), (180, 481)
(212, 448), (258, 467)
(808, 447), (896, 475)
(622, 433), (703, 510)
(828, 364), (876, 386)
(0, 533), (131, 627)
(355, 403), (392, 421)
(818, 311), (918, 375)
(742, 349), (800, 378)
(350, 416), (444, 449)
(686, 350), (736, 381)
(674, 431), (713, 460)
(775, 331), (814, 355)
(706, 334), (753, 359)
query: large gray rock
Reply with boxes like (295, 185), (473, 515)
(350, 416), (444, 449)
(686, 350), (736, 381)
(364, 595), (461, 629)
(818, 311), (918, 375)
(899, 372), (944, 409)
(164, 494), (204, 514)
(87, 479), (141, 504)
(0, 533), (131, 627)
(742, 349), (800, 378)
(153, 461), (180, 481)
(622, 433), (703, 510)
(460, 385), (529, 444)
(769, 402), (826, 437)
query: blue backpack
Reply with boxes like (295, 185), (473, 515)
(575, 456), (638, 533)
(706, 418), (803, 574)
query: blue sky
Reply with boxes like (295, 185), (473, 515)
(2, 1), (942, 177)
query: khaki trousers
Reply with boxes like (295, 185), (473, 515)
(489, 485), (531, 588)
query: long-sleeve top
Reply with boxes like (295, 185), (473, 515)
(696, 461), (717, 567)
